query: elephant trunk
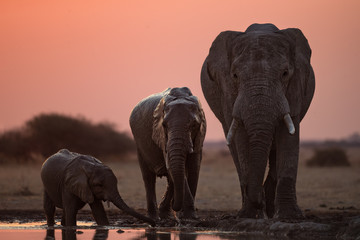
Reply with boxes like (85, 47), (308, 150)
(246, 121), (274, 206)
(167, 131), (188, 212)
(111, 191), (156, 226)
(230, 80), (292, 207)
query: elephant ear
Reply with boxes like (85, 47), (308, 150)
(205, 31), (241, 83)
(193, 97), (207, 153)
(281, 28), (314, 119)
(152, 97), (167, 150)
(64, 158), (94, 204)
(201, 31), (243, 124)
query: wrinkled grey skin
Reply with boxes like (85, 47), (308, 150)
(129, 87), (206, 220)
(201, 23), (315, 219)
(41, 149), (155, 226)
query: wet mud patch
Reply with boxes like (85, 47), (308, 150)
(0, 209), (359, 239)
(178, 210), (359, 239)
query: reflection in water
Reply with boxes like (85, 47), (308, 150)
(46, 228), (109, 240)
(0, 222), (281, 240)
(44, 228), (199, 240)
(136, 228), (198, 240)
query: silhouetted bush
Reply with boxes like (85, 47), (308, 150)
(0, 113), (135, 163)
(0, 129), (31, 162)
(306, 147), (350, 167)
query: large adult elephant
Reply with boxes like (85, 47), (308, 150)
(201, 23), (315, 219)
(129, 87), (206, 220)
(41, 149), (155, 226)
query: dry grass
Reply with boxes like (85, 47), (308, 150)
(0, 147), (359, 213)
(0, 164), (43, 210)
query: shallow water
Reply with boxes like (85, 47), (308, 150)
(0, 221), (273, 240)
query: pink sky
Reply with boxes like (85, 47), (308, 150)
(1, 0), (359, 141)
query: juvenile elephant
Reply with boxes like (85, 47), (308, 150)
(129, 87), (206, 220)
(201, 23), (315, 219)
(41, 149), (155, 226)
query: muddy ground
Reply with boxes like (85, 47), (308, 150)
(0, 209), (359, 239)
(0, 147), (359, 239)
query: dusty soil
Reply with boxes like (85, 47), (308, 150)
(0, 146), (359, 239)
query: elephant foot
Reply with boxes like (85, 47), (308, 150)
(274, 204), (304, 219)
(177, 209), (199, 220)
(147, 211), (159, 221)
(237, 205), (264, 219)
(156, 213), (179, 227)
(265, 203), (275, 219)
(264, 177), (276, 218)
(159, 209), (173, 220)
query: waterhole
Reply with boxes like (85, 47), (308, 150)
(0, 221), (276, 240)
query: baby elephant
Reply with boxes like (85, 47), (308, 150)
(41, 149), (155, 226)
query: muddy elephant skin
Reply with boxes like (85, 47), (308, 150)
(130, 87), (206, 220)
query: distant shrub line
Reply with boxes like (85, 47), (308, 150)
(306, 147), (350, 167)
(0, 113), (135, 164)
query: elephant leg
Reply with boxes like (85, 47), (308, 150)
(43, 190), (55, 226)
(144, 172), (157, 220)
(62, 192), (78, 226)
(61, 209), (66, 226)
(186, 153), (201, 199)
(178, 177), (197, 219)
(264, 149), (277, 218)
(228, 143), (245, 203)
(138, 156), (158, 219)
(274, 120), (303, 219)
(64, 207), (78, 226)
(231, 127), (257, 218)
(90, 199), (109, 225)
(176, 153), (201, 219)
(159, 177), (174, 219)
(238, 155), (266, 219)
(223, 120), (244, 200)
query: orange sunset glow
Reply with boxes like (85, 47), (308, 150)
(1, 0), (360, 141)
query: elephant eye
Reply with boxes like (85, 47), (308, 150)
(282, 70), (289, 78)
(233, 73), (238, 79)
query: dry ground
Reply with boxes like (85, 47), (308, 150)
(0, 146), (359, 213)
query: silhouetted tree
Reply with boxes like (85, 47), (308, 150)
(306, 147), (350, 167)
(0, 113), (135, 163)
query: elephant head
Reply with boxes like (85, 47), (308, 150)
(204, 24), (314, 139)
(201, 23), (314, 216)
(151, 87), (206, 211)
(64, 156), (155, 225)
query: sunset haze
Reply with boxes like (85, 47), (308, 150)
(1, 0), (360, 141)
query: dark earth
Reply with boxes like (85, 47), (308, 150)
(1, 209), (359, 239)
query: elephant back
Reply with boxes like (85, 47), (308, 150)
(129, 89), (170, 139)
(41, 149), (80, 206)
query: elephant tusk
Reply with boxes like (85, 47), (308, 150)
(188, 134), (194, 154)
(226, 118), (239, 145)
(283, 113), (295, 135)
(189, 147), (194, 154)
